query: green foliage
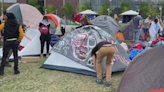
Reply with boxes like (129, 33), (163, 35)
(28, 0), (41, 11)
(43, 4), (56, 14)
(98, 1), (109, 15)
(150, 5), (159, 17)
(0, 3), (10, 13)
(121, 1), (130, 12)
(76, 0), (82, 13)
(162, 2), (164, 16)
(80, 2), (92, 12)
(140, 2), (151, 18)
(62, 2), (74, 19)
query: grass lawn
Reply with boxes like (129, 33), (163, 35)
(0, 58), (124, 92)
(0, 23), (129, 92)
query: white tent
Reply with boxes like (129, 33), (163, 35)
(120, 10), (139, 15)
(0, 29), (52, 59)
(80, 9), (97, 15)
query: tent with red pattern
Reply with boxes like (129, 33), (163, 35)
(41, 25), (131, 76)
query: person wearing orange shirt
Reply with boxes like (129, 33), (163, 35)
(0, 13), (24, 76)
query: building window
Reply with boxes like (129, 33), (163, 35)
(38, 0), (44, 6)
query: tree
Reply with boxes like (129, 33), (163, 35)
(62, 2), (74, 19)
(76, 0), (82, 13)
(0, 3), (10, 14)
(150, 5), (159, 18)
(28, 0), (41, 11)
(98, 1), (109, 15)
(140, 2), (151, 18)
(121, 1), (130, 12)
(162, 1), (164, 16)
(80, 2), (92, 12)
(43, 4), (56, 14)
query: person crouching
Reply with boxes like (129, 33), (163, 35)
(0, 13), (24, 75)
(91, 41), (115, 87)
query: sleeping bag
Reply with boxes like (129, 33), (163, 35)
(50, 35), (60, 47)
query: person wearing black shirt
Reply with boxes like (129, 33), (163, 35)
(0, 11), (12, 67)
(91, 41), (115, 87)
(39, 16), (51, 58)
(0, 13), (24, 75)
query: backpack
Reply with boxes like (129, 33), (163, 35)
(40, 25), (49, 35)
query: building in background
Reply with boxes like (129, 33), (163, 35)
(0, 0), (27, 4)
(46, 0), (79, 15)
(1, 0), (79, 16)
(81, 0), (163, 15)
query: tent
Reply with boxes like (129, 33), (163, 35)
(80, 9), (97, 15)
(114, 31), (125, 41)
(120, 10), (139, 23)
(120, 10), (139, 16)
(91, 15), (125, 41)
(116, 45), (164, 92)
(6, 3), (43, 30)
(0, 29), (51, 59)
(121, 25), (147, 41)
(41, 25), (131, 76)
(45, 14), (61, 34)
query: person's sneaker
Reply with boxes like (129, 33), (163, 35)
(14, 70), (20, 75)
(106, 81), (112, 87)
(95, 79), (102, 84)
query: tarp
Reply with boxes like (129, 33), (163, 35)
(80, 9), (97, 15)
(120, 10), (139, 15)
(7, 3), (43, 30)
(121, 25), (147, 41)
(91, 15), (121, 37)
(117, 45), (164, 92)
(0, 29), (51, 58)
(41, 25), (131, 76)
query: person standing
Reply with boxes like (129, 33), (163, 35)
(155, 15), (163, 34)
(149, 19), (158, 41)
(143, 17), (152, 37)
(39, 16), (51, 58)
(0, 13), (24, 75)
(114, 14), (119, 23)
(91, 41), (115, 87)
(75, 13), (81, 23)
(132, 14), (143, 43)
(0, 11), (12, 67)
(60, 15), (67, 36)
(22, 24), (32, 41)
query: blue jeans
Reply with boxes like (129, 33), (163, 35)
(133, 28), (141, 42)
(143, 28), (149, 37)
